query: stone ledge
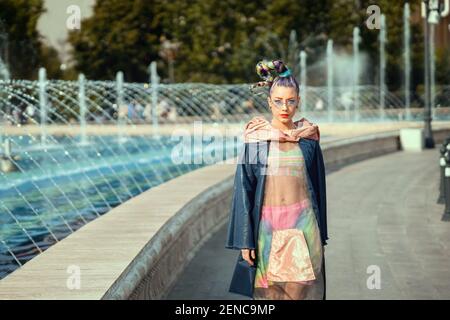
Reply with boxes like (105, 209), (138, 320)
(0, 161), (236, 299)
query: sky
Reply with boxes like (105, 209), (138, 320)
(37, 0), (95, 63)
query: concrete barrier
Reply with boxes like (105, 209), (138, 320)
(1, 126), (450, 299)
(400, 128), (424, 151)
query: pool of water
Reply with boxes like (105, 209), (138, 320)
(0, 134), (240, 279)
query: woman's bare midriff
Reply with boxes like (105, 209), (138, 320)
(263, 175), (308, 207)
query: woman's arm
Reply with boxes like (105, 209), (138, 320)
(225, 143), (258, 251)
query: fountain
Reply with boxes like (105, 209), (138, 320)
(326, 40), (334, 122)
(380, 14), (387, 121)
(78, 74), (88, 145)
(352, 27), (361, 122)
(116, 71), (126, 143)
(0, 56), (9, 81)
(39, 68), (48, 146)
(0, 53), (8, 146)
(300, 50), (307, 116)
(149, 61), (160, 138)
(0, 76), (254, 280)
(288, 30), (300, 79)
(0, 139), (19, 173)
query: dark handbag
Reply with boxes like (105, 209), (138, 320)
(228, 252), (256, 298)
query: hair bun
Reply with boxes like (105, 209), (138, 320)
(256, 59), (290, 81)
(250, 59), (292, 94)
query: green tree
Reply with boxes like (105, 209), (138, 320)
(66, 0), (436, 92)
(328, 0), (424, 91)
(161, 0), (267, 83)
(436, 47), (450, 85)
(40, 43), (64, 79)
(0, 0), (62, 79)
(69, 0), (270, 83)
(0, 0), (44, 79)
(68, 0), (162, 82)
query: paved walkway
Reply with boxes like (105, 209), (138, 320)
(167, 148), (450, 300)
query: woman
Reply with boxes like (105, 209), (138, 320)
(225, 60), (328, 300)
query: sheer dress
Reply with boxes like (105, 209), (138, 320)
(253, 140), (325, 300)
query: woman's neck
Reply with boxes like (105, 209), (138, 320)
(271, 118), (296, 131)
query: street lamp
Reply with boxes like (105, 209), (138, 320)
(422, 0), (450, 148)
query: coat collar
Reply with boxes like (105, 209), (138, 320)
(243, 115), (320, 143)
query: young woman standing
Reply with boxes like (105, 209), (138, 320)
(225, 60), (328, 300)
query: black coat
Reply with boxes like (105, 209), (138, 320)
(225, 138), (328, 298)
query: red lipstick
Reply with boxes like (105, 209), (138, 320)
(280, 114), (289, 118)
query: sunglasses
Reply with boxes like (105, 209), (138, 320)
(270, 97), (298, 109)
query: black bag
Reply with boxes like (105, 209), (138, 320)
(228, 252), (256, 298)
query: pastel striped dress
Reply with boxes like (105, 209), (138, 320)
(253, 140), (325, 300)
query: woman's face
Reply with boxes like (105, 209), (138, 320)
(267, 85), (300, 124)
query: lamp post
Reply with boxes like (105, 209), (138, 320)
(422, 0), (450, 148)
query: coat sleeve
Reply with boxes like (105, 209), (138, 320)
(311, 140), (329, 246)
(225, 143), (257, 250)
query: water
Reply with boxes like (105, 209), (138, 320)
(0, 134), (239, 279)
(78, 74), (88, 145)
(379, 14), (387, 121)
(300, 50), (307, 113)
(353, 27), (361, 122)
(39, 68), (48, 146)
(327, 40), (334, 122)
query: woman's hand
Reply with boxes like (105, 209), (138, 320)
(241, 248), (256, 266)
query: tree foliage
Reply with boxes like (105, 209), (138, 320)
(0, 0), (62, 79)
(0, 0), (44, 79)
(1, 0), (446, 91)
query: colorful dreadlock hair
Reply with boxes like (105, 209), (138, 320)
(250, 59), (299, 97)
